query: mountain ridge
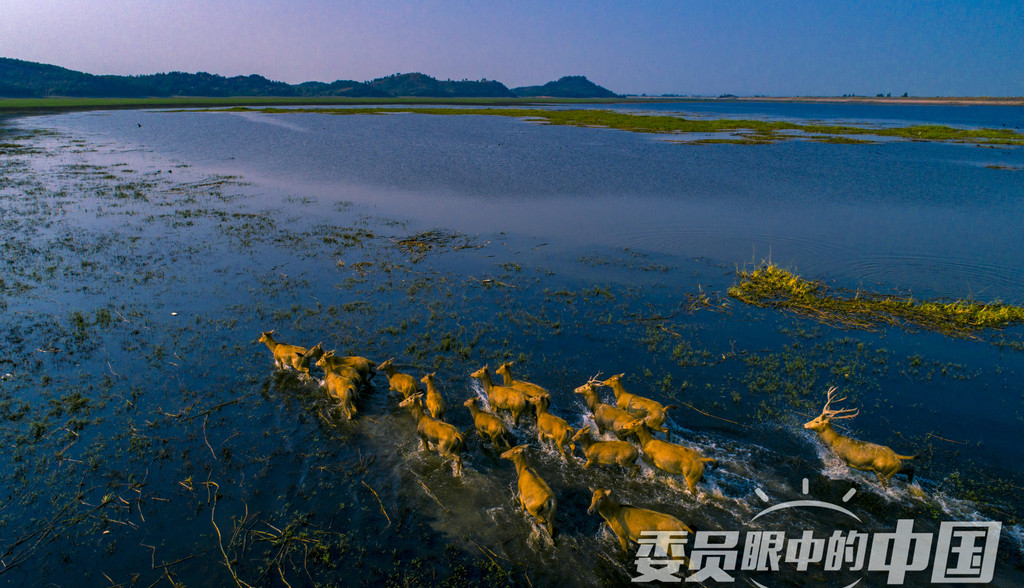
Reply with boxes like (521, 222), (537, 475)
(0, 58), (619, 99)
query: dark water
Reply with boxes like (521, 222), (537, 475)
(1, 105), (1022, 586)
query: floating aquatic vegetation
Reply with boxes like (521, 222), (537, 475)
(729, 264), (1024, 339)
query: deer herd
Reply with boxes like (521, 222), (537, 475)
(259, 330), (920, 549)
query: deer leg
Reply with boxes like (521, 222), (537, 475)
(617, 531), (630, 552)
(876, 471), (891, 488)
(686, 474), (698, 494)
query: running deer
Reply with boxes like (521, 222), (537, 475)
(296, 343), (325, 377)
(324, 369), (358, 420)
(463, 398), (513, 449)
(634, 424), (716, 494)
(570, 423), (643, 477)
(258, 331), (313, 378)
(587, 488), (692, 554)
(601, 373), (675, 433)
(379, 358), (420, 398)
(803, 387), (919, 487)
(496, 362), (551, 399)
(528, 394), (574, 461)
(469, 365), (529, 426)
(500, 445), (557, 539)
(574, 376), (643, 439)
(398, 393), (464, 476)
(420, 372), (448, 421)
(317, 351), (376, 382)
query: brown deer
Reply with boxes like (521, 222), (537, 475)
(803, 387), (918, 487)
(463, 398), (513, 449)
(420, 373), (448, 421)
(258, 331), (313, 378)
(587, 488), (692, 553)
(570, 423), (643, 477)
(574, 376), (643, 439)
(501, 445), (557, 539)
(600, 373), (675, 433)
(317, 350), (376, 381)
(296, 343), (324, 377)
(634, 424), (716, 494)
(469, 365), (529, 426)
(496, 362), (551, 399)
(324, 369), (358, 420)
(528, 394), (575, 461)
(398, 393), (464, 476)
(379, 358), (420, 398)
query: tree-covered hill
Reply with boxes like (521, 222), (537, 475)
(0, 58), (618, 99)
(512, 75), (620, 98)
(367, 72), (515, 98)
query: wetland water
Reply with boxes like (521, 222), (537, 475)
(1, 103), (1023, 586)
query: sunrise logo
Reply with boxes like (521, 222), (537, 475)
(751, 477), (860, 523)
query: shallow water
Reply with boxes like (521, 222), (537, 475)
(34, 106), (1024, 301)
(1, 105), (1023, 586)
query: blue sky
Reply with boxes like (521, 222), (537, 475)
(2, 0), (1021, 96)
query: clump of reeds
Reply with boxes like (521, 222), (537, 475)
(728, 264), (1024, 338)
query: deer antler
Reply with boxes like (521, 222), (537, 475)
(585, 372), (604, 386)
(820, 386), (859, 420)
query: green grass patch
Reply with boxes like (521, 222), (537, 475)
(728, 264), (1024, 338)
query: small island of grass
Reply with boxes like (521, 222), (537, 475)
(728, 264), (1024, 338)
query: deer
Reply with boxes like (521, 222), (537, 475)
(634, 424), (716, 494)
(324, 369), (358, 420)
(528, 394), (575, 461)
(587, 488), (692, 554)
(258, 331), (313, 378)
(600, 373), (675, 433)
(420, 373), (448, 421)
(469, 365), (529, 426)
(803, 386), (919, 487)
(570, 422), (644, 477)
(463, 398), (513, 449)
(574, 376), (644, 439)
(398, 393), (464, 476)
(379, 358), (420, 398)
(296, 342), (325, 377)
(500, 445), (557, 539)
(496, 362), (551, 399)
(317, 350), (376, 382)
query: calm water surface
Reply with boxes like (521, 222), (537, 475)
(36, 105), (1024, 301)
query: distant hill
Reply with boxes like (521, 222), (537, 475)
(368, 73), (515, 98)
(0, 58), (617, 99)
(512, 76), (619, 98)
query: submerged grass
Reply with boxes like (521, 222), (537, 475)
(729, 264), (1024, 338)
